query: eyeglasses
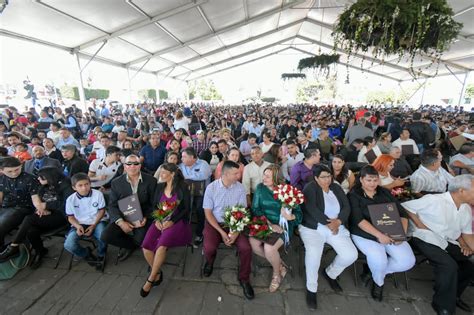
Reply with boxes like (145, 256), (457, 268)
(125, 162), (140, 166)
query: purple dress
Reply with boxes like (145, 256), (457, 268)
(142, 193), (192, 252)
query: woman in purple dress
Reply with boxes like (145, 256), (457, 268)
(140, 163), (192, 297)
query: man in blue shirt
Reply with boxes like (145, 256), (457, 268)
(179, 147), (212, 245)
(139, 132), (166, 173)
(56, 128), (80, 150)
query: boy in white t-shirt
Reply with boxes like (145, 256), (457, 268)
(64, 173), (107, 266)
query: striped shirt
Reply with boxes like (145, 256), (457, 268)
(410, 165), (454, 193)
(203, 179), (247, 223)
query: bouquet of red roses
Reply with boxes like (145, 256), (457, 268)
(273, 184), (305, 208)
(248, 216), (273, 239)
(273, 184), (304, 246)
(223, 205), (250, 234)
(151, 201), (179, 223)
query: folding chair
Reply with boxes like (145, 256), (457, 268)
(352, 250), (409, 290)
(45, 226), (107, 272)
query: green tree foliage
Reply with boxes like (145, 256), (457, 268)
(59, 85), (109, 100)
(366, 89), (411, 105)
(138, 89), (157, 101)
(159, 89), (168, 100)
(465, 84), (474, 99)
(295, 75), (337, 103)
(188, 79), (222, 100)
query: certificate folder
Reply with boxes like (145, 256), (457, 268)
(368, 202), (406, 241)
(118, 194), (143, 226)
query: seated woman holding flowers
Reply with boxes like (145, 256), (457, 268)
(140, 163), (192, 297)
(250, 164), (302, 292)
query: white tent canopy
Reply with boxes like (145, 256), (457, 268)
(1, 0), (473, 95)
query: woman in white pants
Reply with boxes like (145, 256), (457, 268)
(348, 165), (415, 301)
(299, 165), (358, 310)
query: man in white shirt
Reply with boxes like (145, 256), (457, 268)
(88, 146), (122, 191)
(410, 149), (454, 194)
(247, 119), (263, 138)
(47, 122), (62, 145)
(392, 129), (419, 155)
(281, 139), (304, 182)
(242, 146), (270, 206)
(403, 175), (474, 315)
(449, 143), (474, 175)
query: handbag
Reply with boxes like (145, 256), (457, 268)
(0, 244), (31, 280)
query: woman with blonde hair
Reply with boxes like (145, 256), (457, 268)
(250, 164), (302, 292)
(377, 132), (392, 154)
(173, 110), (190, 132)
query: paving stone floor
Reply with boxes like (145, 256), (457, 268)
(0, 236), (472, 315)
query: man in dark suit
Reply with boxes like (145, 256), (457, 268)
(298, 135), (320, 153)
(101, 154), (157, 261)
(24, 146), (61, 176)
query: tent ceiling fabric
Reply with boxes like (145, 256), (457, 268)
(1, 0), (473, 82)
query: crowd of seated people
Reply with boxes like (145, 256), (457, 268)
(0, 102), (472, 314)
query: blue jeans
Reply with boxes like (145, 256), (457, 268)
(64, 221), (107, 258)
(416, 143), (424, 154)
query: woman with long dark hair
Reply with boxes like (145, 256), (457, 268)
(330, 154), (355, 194)
(3, 167), (73, 268)
(199, 141), (223, 172)
(140, 163), (192, 297)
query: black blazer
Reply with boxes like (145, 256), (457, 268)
(152, 182), (191, 223)
(24, 157), (62, 175)
(199, 149), (223, 164)
(62, 156), (89, 178)
(299, 140), (321, 153)
(108, 172), (157, 223)
(301, 181), (351, 229)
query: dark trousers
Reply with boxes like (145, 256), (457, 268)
(101, 221), (150, 250)
(411, 237), (474, 313)
(203, 222), (251, 282)
(193, 196), (205, 237)
(0, 207), (33, 247)
(13, 211), (67, 251)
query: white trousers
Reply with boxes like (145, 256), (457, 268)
(351, 234), (416, 286)
(299, 224), (358, 292)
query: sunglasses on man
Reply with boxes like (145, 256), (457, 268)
(124, 162), (140, 166)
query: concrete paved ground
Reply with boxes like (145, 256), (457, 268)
(0, 236), (472, 315)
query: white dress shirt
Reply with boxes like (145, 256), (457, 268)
(403, 192), (473, 249)
(281, 152), (304, 181)
(242, 161), (271, 194)
(357, 145), (382, 163)
(392, 138), (419, 155)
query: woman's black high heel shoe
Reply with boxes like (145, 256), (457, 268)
(140, 271), (164, 297)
